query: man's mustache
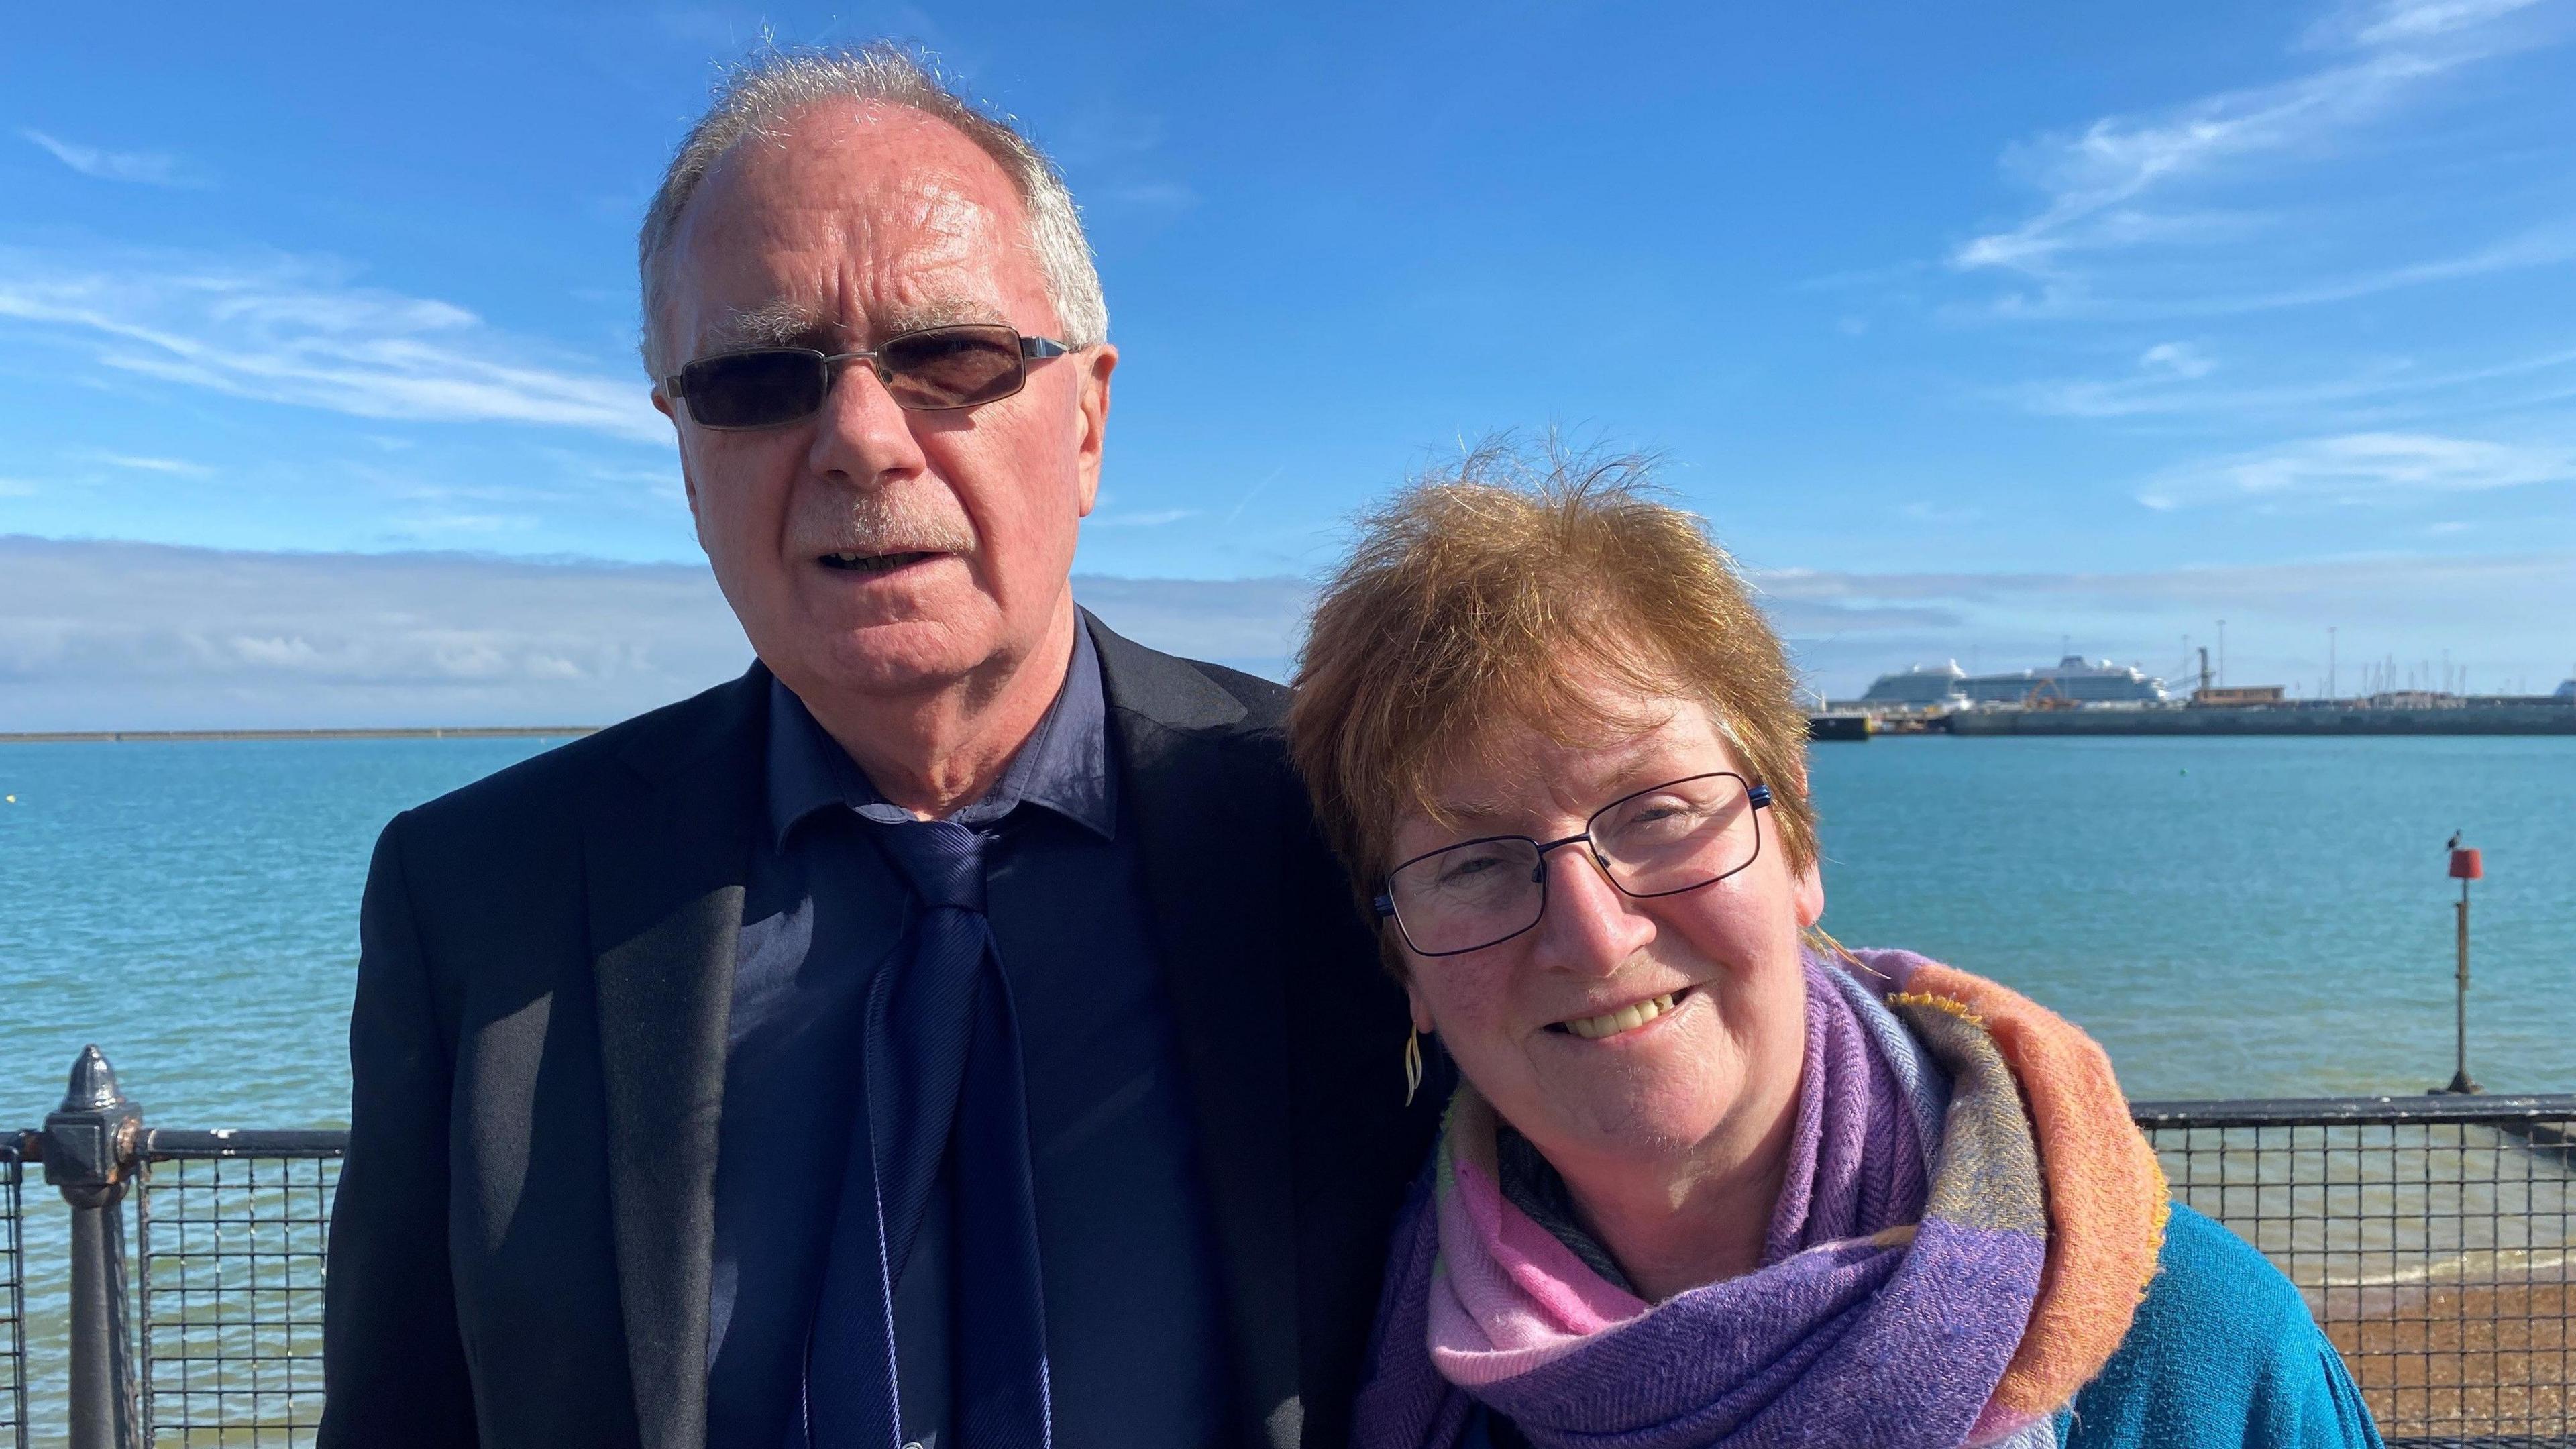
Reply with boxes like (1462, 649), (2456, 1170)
(796, 488), (979, 558)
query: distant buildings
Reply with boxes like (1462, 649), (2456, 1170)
(2191, 684), (2284, 707)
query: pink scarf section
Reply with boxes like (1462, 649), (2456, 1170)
(1425, 956), (1932, 1387)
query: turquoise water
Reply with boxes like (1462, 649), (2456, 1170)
(4, 731), (2569, 1124)
(0, 732), (2570, 1442)
(1809, 735), (2575, 1099)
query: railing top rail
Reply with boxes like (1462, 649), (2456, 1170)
(140, 1128), (345, 1160)
(11, 1098), (2576, 1156)
(2129, 1092), (2576, 1128)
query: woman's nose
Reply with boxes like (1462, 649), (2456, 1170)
(1533, 843), (1654, 977)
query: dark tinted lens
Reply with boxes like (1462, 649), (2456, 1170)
(879, 326), (1026, 409)
(680, 350), (828, 429)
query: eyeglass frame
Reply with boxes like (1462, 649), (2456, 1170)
(659, 325), (1077, 428)
(1371, 772), (1774, 959)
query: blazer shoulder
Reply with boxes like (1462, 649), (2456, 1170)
(1184, 656), (1293, 729)
(1086, 610), (1292, 735)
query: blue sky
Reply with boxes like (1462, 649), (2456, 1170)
(3, 0), (2573, 725)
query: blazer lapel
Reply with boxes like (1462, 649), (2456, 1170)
(1090, 616), (1307, 1446)
(584, 665), (769, 1449)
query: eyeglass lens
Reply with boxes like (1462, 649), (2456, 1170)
(676, 325), (1030, 428)
(1385, 773), (1762, 957)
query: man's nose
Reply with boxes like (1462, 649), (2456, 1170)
(806, 357), (930, 482)
(1533, 843), (1654, 978)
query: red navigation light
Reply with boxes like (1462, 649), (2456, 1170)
(2449, 848), (2483, 880)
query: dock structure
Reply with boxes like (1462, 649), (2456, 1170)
(0, 726), (600, 744)
(1946, 701), (2576, 736)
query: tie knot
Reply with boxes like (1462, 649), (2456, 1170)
(872, 818), (988, 913)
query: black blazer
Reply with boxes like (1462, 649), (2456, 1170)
(321, 615), (1438, 1449)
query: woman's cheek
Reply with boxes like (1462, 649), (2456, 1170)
(1421, 953), (1520, 1040)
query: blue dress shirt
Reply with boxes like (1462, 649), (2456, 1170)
(704, 625), (1233, 1448)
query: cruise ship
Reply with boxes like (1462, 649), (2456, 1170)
(1860, 655), (2168, 707)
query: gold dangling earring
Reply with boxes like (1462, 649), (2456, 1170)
(1403, 1029), (1425, 1108)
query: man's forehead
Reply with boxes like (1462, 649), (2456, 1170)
(664, 100), (1042, 348)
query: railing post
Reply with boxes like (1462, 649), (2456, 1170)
(42, 1046), (141, 1449)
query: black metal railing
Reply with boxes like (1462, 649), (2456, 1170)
(5, 1133), (28, 1449)
(7, 1051), (344, 1449)
(5, 1049), (2571, 1448)
(2137, 1094), (2576, 1445)
(132, 1136), (340, 1446)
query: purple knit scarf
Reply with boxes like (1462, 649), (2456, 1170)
(1350, 955), (2053, 1449)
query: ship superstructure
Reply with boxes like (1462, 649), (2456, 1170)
(1860, 655), (2167, 707)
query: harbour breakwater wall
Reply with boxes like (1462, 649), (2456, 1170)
(0, 725), (600, 743)
(1948, 704), (2576, 737)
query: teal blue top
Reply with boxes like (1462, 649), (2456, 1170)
(2061, 1203), (2383, 1447)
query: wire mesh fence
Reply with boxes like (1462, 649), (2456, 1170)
(11, 1086), (2576, 1447)
(4, 1135), (28, 1449)
(2137, 1096), (2576, 1448)
(131, 1136), (339, 1448)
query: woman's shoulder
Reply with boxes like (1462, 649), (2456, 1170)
(2135, 1201), (2328, 1343)
(2065, 1203), (2383, 1447)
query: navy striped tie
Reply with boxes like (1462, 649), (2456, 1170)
(806, 818), (1051, 1449)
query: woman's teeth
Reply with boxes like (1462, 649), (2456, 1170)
(1562, 991), (1679, 1040)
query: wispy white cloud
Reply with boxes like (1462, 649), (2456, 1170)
(1952, 0), (2567, 313)
(0, 537), (744, 729)
(1087, 507), (1200, 528)
(1758, 547), (2576, 695)
(18, 129), (203, 187)
(392, 512), (543, 536)
(0, 536), (1322, 728)
(5, 535), (2566, 723)
(2138, 342), (2217, 380)
(0, 244), (668, 444)
(2014, 339), (2576, 420)
(0, 478), (38, 498)
(1978, 225), (2576, 322)
(2137, 431), (2576, 507)
(79, 451), (215, 477)
(2308, 0), (2552, 49)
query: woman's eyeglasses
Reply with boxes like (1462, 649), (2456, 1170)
(1375, 773), (1774, 958)
(662, 324), (1074, 429)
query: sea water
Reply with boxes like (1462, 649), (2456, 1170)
(1, 732), (2571, 1443)
(3, 731), (2571, 1124)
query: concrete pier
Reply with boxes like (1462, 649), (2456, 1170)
(1947, 703), (2576, 737)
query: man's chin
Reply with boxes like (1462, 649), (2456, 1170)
(761, 616), (997, 703)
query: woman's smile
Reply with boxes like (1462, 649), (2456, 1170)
(1544, 984), (1698, 1042)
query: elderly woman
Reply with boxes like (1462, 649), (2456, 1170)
(1289, 457), (2381, 1449)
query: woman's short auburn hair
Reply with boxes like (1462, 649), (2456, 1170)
(1287, 447), (1819, 930)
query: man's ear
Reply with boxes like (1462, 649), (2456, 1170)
(1072, 344), (1117, 517)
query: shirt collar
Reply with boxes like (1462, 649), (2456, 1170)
(767, 621), (1116, 847)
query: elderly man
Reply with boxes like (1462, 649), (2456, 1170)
(321, 48), (1436, 1449)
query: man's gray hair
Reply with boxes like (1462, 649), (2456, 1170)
(637, 44), (1108, 374)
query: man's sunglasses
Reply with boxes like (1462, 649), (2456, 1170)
(662, 324), (1075, 429)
